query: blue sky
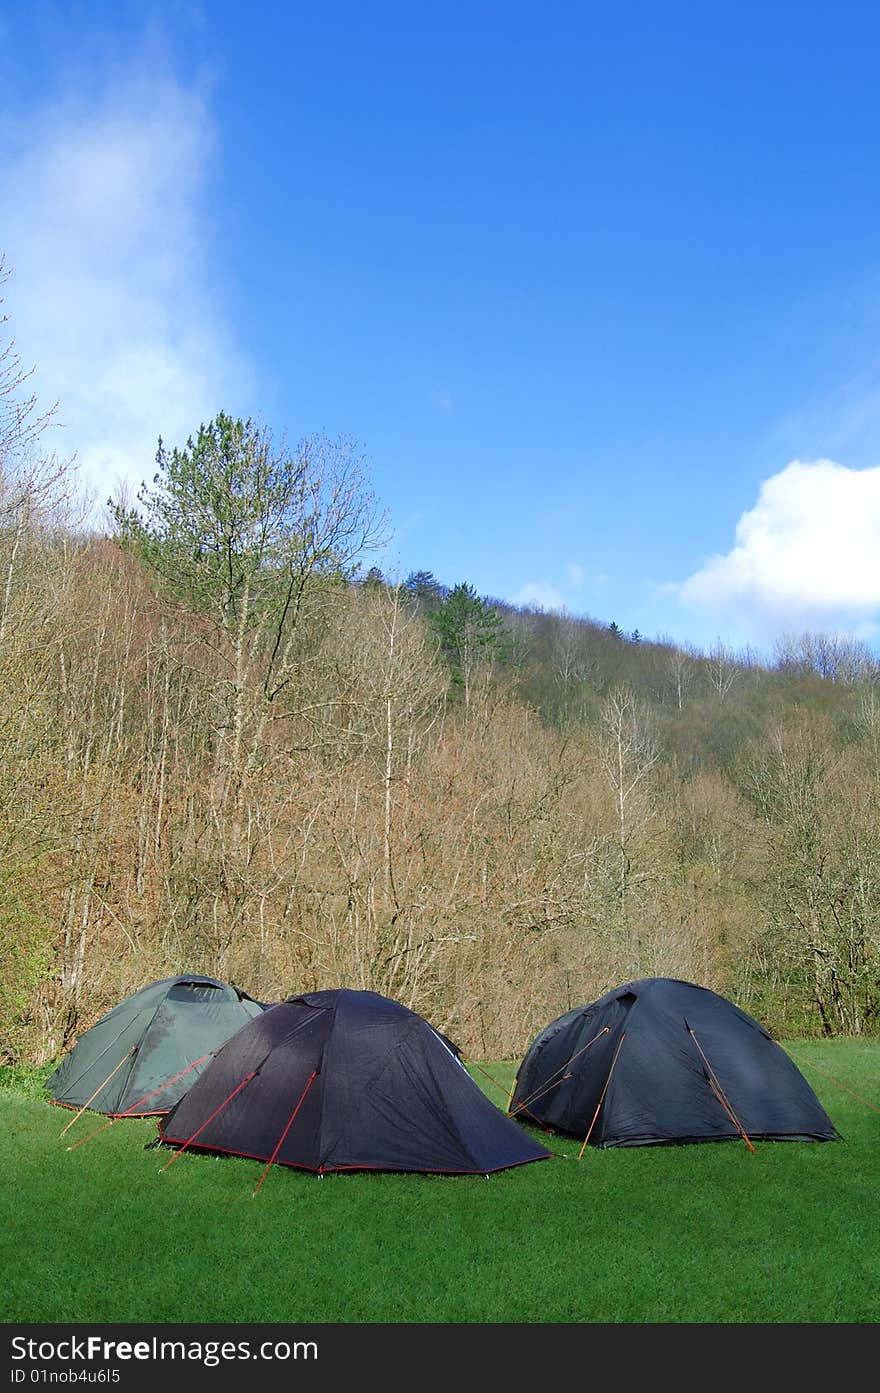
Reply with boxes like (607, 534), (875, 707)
(4, 2), (880, 652)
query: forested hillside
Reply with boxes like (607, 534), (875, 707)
(2, 294), (878, 1061)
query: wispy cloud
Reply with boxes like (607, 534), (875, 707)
(0, 65), (248, 514)
(676, 458), (880, 637)
(512, 580), (565, 611)
(566, 562), (585, 588)
(429, 388), (454, 414)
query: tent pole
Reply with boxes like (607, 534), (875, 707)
(160, 1068), (260, 1172)
(687, 1026), (756, 1154)
(252, 1070), (318, 1197)
(58, 1048), (135, 1136)
(66, 1054), (212, 1152)
(578, 1030), (626, 1159)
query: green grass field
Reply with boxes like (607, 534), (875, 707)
(1, 1041), (877, 1323)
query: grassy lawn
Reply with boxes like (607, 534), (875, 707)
(0, 1040), (877, 1323)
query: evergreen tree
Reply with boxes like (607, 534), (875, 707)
(430, 582), (505, 708)
(404, 569), (446, 606)
(112, 412), (381, 699)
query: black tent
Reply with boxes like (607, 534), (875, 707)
(47, 975), (265, 1117)
(510, 977), (837, 1147)
(159, 988), (552, 1175)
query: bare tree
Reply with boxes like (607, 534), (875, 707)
(665, 642), (698, 711)
(551, 614), (597, 722)
(705, 638), (740, 703)
(0, 254), (58, 465)
(774, 630), (877, 685)
(738, 718), (880, 1035)
(599, 685), (660, 944)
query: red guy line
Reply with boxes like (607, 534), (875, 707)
(160, 1069), (258, 1172)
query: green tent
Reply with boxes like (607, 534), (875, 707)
(47, 975), (265, 1117)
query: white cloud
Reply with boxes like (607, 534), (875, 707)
(677, 459), (880, 632)
(566, 562), (585, 587)
(0, 67), (248, 514)
(512, 580), (565, 611)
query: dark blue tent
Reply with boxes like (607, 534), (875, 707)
(47, 975), (265, 1117)
(511, 977), (837, 1147)
(159, 988), (551, 1175)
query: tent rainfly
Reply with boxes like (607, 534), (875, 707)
(159, 988), (552, 1175)
(510, 977), (838, 1148)
(47, 976), (265, 1117)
